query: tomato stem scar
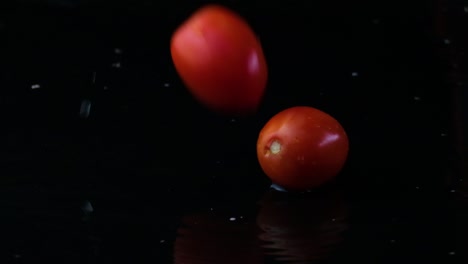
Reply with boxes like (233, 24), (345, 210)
(269, 140), (281, 154)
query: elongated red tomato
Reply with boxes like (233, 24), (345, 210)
(170, 5), (268, 115)
(257, 106), (349, 191)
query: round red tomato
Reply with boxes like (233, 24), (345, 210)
(170, 5), (268, 115)
(257, 106), (349, 191)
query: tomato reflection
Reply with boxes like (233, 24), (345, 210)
(174, 212), (262, 264)
(256, 187), (349, 263)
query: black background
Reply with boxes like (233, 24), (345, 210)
(0, 0), (465, 263)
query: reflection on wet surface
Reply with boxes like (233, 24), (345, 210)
(174, 212), (262, 264)
(257, 187), (349, 263)
(174, 186), (349, 264)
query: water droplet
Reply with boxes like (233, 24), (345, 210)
(413, 96), (421, 101)
(79, 99), (92, 119)
(81, 200), (94, 214)
(229, 217), (236, 221)
(271, 183), (287, 192)
(163, 83), (170, 87)
(444, 39), (451, 45)
(92, 72), (97, 84)
(31, 84), (40, 89)
(351, 72), (359, 77)
(111, 62), (121, 68)
(114, 48), (123, 54)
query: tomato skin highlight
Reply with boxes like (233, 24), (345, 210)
(170, 5), (268, 115)
(257, 106), (349, 191)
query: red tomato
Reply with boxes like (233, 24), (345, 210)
(257, 106), (349, 191)
(170, 5), (268, 115)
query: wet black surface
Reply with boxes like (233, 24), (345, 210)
(0, 0), (465, 263)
